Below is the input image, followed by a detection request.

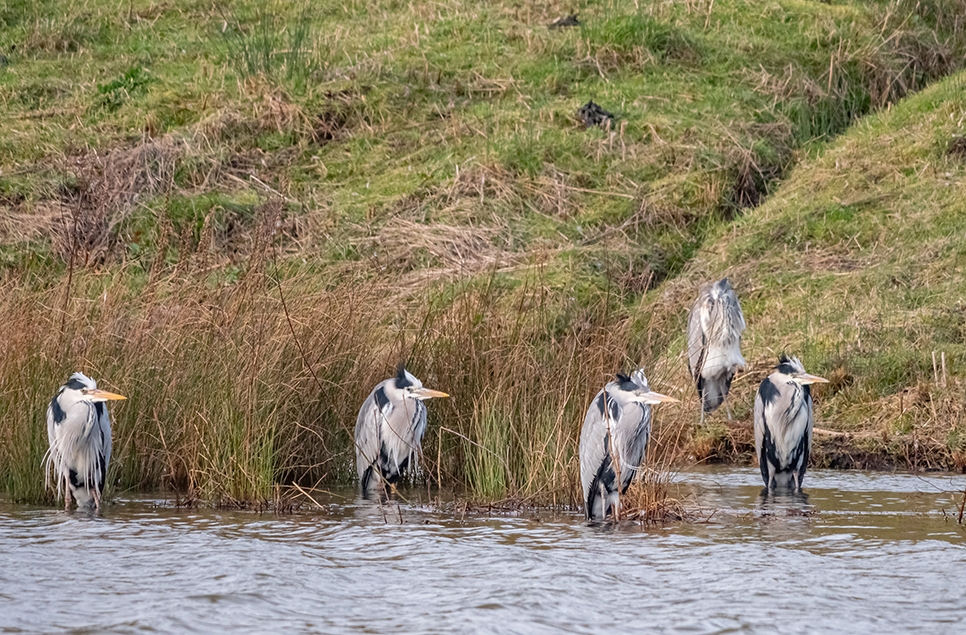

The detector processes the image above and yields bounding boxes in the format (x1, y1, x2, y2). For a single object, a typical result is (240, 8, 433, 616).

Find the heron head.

(777, 355, 828, 386)
(395, 364, 449, 401)
(55, 373, 126, 411)
(616, 371, 680, 406)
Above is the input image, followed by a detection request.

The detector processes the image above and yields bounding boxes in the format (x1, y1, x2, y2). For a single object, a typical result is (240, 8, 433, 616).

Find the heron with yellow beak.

(44, 372, 126, 510)
(754, 356, 828, 491)
(355, 364, 449, 496)
(579, 369, 680, 521)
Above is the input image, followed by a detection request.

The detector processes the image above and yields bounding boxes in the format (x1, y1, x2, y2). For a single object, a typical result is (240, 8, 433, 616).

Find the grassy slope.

(649, 71, 966, 470)
(1, 0, 964, 504)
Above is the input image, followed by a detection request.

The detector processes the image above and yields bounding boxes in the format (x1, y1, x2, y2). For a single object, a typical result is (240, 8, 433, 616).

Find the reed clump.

(0, 226, 672, 505)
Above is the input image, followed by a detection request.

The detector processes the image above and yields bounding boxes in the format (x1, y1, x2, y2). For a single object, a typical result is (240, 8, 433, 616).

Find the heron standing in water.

(754, 355, 828, 491)
(579, 369, 679, 521)
(355, 364, 448, 496)
(44, 373, 126, 511)
(687, 278, 746, 423)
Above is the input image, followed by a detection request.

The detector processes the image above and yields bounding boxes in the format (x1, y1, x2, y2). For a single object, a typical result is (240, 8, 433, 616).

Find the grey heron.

(579, 369, 679, 521)
(44, 372, 126, 511)
(687, 277, 746, 422)
(754, 355, 828, 491)
(355, 364, 448, 496)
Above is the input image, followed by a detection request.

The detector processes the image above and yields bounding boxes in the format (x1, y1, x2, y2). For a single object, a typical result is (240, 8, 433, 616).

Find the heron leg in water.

(94, 487, 101, 512)
(64, 483, 72, 511)
(792, 471, 800, 492)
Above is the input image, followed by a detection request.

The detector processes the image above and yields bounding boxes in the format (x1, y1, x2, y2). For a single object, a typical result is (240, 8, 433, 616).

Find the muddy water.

(1, 468, 965, 634)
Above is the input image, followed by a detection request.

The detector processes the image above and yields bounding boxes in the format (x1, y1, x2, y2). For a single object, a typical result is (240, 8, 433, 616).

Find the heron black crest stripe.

(64, 377, 88, 391)
(616, 374, 637, 392)
(394, 364, 414, 388)
(50, 397, 66, 424)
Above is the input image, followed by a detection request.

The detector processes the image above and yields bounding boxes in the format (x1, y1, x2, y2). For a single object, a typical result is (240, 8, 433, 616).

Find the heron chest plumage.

(375, 386, 427, 478)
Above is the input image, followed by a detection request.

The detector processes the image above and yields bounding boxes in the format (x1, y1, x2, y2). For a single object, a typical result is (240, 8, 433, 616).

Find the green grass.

(2, 0, 966, 505)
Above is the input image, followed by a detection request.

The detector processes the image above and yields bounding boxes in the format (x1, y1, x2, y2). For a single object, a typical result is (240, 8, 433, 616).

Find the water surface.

(2, 468, 965, 634)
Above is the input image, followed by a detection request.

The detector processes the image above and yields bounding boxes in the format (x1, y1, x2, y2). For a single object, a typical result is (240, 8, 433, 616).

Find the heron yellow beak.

(416, 388, 449, 400)
(797, 374, 829, 386)
(88, 389, 127, 401)
(638, 391, 680, 405)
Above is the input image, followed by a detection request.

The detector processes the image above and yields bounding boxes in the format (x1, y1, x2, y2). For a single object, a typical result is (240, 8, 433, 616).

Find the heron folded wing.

(579, 391, 609, 505)
(354, 389, 385, 483)
(686, 303, 707, 381)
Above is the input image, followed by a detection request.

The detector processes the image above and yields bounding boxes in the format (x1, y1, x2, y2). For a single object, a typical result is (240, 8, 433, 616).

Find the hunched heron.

(579, 369, 679, 521)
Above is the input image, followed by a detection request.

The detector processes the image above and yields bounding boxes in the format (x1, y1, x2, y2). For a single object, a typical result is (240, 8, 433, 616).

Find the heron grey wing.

(579, 392, 609, 504)
(721, 284, 746, 337)
(354, 390, 384, 482)
(686, 300, 707, 381)
(614, 402, 651, 492)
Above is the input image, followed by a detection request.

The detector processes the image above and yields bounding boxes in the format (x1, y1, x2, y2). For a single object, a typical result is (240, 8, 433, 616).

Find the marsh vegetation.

(2, 0, 965, 505)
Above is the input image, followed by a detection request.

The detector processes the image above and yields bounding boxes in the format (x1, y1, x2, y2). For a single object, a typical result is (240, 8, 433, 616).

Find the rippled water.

(2, 468, 965, 634)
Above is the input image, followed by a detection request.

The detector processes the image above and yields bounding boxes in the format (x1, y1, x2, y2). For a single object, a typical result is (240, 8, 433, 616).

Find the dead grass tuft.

(39, 138, 183, 265)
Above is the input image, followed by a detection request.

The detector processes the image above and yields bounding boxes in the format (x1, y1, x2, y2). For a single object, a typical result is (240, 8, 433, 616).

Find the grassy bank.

(1, 0, 965, 505)
(647, 71, 966, 472)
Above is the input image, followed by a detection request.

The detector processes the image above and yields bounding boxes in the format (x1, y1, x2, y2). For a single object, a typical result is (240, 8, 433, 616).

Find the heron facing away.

(687, 278, 746, 422)
(355, 364, 449, 496)
(579, 369, 679, 521)
(44, 372, 126, 511)
(754, 356, 828, 491)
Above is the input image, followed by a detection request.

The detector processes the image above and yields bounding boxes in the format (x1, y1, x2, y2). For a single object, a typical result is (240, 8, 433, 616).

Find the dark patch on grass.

(549, 15, 580, 29)
(312, 90, 362, 144)
(947, 134, 966, 158)
(577, 100, 615, 128)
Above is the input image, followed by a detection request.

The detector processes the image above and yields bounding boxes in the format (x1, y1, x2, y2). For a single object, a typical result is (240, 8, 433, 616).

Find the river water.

(1, 467, 965, 634)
